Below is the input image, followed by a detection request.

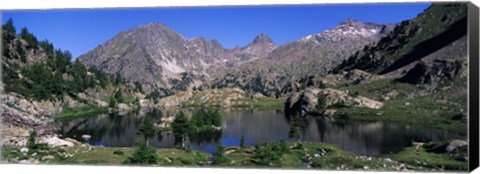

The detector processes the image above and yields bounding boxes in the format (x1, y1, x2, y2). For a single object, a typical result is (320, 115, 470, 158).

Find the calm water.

(58, 109, 463, 156)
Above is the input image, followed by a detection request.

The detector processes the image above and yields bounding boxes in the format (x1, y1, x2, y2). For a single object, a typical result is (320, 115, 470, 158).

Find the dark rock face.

(399, 60, 466, 84)
(334, 3, 467, 75)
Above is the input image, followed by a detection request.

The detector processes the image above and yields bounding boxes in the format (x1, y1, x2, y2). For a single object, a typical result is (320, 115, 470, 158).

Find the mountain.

(77, 23, 276, 96)
(210, 19, 394, 96)
(333, 3, 467, 76)
(230, 33, 277, 62)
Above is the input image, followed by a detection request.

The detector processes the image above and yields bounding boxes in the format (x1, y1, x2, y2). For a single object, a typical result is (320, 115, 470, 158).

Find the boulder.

(94, 99, 108, 107)
(82, 135, 92, 141)
(117, 103, 132, 112)
(446, 140, 468, 153)
(254, 92, 266, 98)
(381, 90, 399, 101)
(344, 69, 383, 85)
(140, 99, 152, 108)
(65, 138, 82, 145)
(20, 147, 29, 153)
(42, 155, 55, 161)
(42, 136, 74, 147)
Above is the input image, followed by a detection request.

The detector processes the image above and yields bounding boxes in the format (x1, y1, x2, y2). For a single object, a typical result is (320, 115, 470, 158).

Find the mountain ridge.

(78, 18, 391, 97)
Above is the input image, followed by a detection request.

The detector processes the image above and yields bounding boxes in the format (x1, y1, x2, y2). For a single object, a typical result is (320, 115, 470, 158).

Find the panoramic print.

(0, 2, 469, 171)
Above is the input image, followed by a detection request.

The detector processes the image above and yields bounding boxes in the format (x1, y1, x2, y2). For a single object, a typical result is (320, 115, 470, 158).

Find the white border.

(0, 0, 471, 10)
(0, 0, 478, 174)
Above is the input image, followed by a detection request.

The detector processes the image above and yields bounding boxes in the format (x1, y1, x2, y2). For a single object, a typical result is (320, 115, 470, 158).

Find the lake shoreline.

(1, 141, 467, 171)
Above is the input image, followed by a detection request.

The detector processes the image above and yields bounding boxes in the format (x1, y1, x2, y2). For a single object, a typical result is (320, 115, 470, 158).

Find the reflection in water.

(59, 109, 463, 156)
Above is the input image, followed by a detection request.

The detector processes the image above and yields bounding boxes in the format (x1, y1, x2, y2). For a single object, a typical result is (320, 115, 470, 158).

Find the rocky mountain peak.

(210, 39, 223, 49)
(300, 19, 393, 43)
(252, 33, 275, 45)
(338, 18, 363, 27)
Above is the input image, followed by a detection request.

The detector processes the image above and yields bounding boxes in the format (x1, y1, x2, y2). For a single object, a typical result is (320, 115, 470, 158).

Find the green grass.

(103, 96, 137, 105)
(334, 96, 466, 134)
(335, 78, 421, 101)
(55, 105, 108, 121)
(1, 141, 467, 171)
(386, 146, 468, 171)
(332, 78, 467, 134)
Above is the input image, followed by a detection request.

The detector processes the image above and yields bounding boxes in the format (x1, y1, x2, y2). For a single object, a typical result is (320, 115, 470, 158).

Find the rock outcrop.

(156, 88, 254, 108)
(285, 87, 383, 116)
(2, 93, 63, 117)
(399, 60, 467, 84)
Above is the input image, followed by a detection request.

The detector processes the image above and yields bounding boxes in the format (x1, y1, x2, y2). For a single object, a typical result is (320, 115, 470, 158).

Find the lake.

(58, 108, 463, 156)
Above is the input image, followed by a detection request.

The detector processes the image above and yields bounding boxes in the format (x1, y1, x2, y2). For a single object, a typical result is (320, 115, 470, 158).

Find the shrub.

(138, 116, 156, 146)
(213, 145, 230, 165)
(27, 130, 38, 150)
(252, 143, 282, 167)
(240, 135, 247, 148)
(335, 112, 350, 119)
(124, 144, 158, 164)
(316, 94, 327, 111)
(113, 150, 124, 156)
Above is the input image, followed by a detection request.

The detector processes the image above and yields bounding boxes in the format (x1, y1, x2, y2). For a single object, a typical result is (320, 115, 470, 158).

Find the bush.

(113, 150, 124, 156)
(240, 135, 246, 148)
(27, 130, 38, 150)
(212, 145, 230, 165)
(335, 112, 350, 119)
(273, 140, 289, 154)
(124, 144, 158, 164)
(316, 94, 327, 111)
(252, 143, 282, 167)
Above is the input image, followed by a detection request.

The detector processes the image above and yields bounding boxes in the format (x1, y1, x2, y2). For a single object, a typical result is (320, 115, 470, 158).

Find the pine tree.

(213, 145, 229, 165)
(171, 111, 191, 150)
(27, 130, 38, 150)
(2, 18, 16, 43)
(20, 27, 38, 48)
(288, 112, 305, 142)
(138, 116, 156, 146)
(240, 135, 246, 148)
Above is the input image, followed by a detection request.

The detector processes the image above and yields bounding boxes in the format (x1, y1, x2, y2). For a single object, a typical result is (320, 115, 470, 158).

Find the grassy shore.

(1, 141, 467, 171)
(332, 78, 467, 134)
(55, 105, 108, 121)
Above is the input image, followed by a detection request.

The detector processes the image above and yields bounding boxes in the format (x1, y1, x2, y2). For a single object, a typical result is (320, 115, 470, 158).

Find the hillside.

(1, 19, 146, 146)
(333, 3, 467, 75)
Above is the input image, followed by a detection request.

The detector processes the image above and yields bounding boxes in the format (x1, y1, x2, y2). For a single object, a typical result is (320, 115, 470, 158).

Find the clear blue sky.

(2, 3, 431, 59)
